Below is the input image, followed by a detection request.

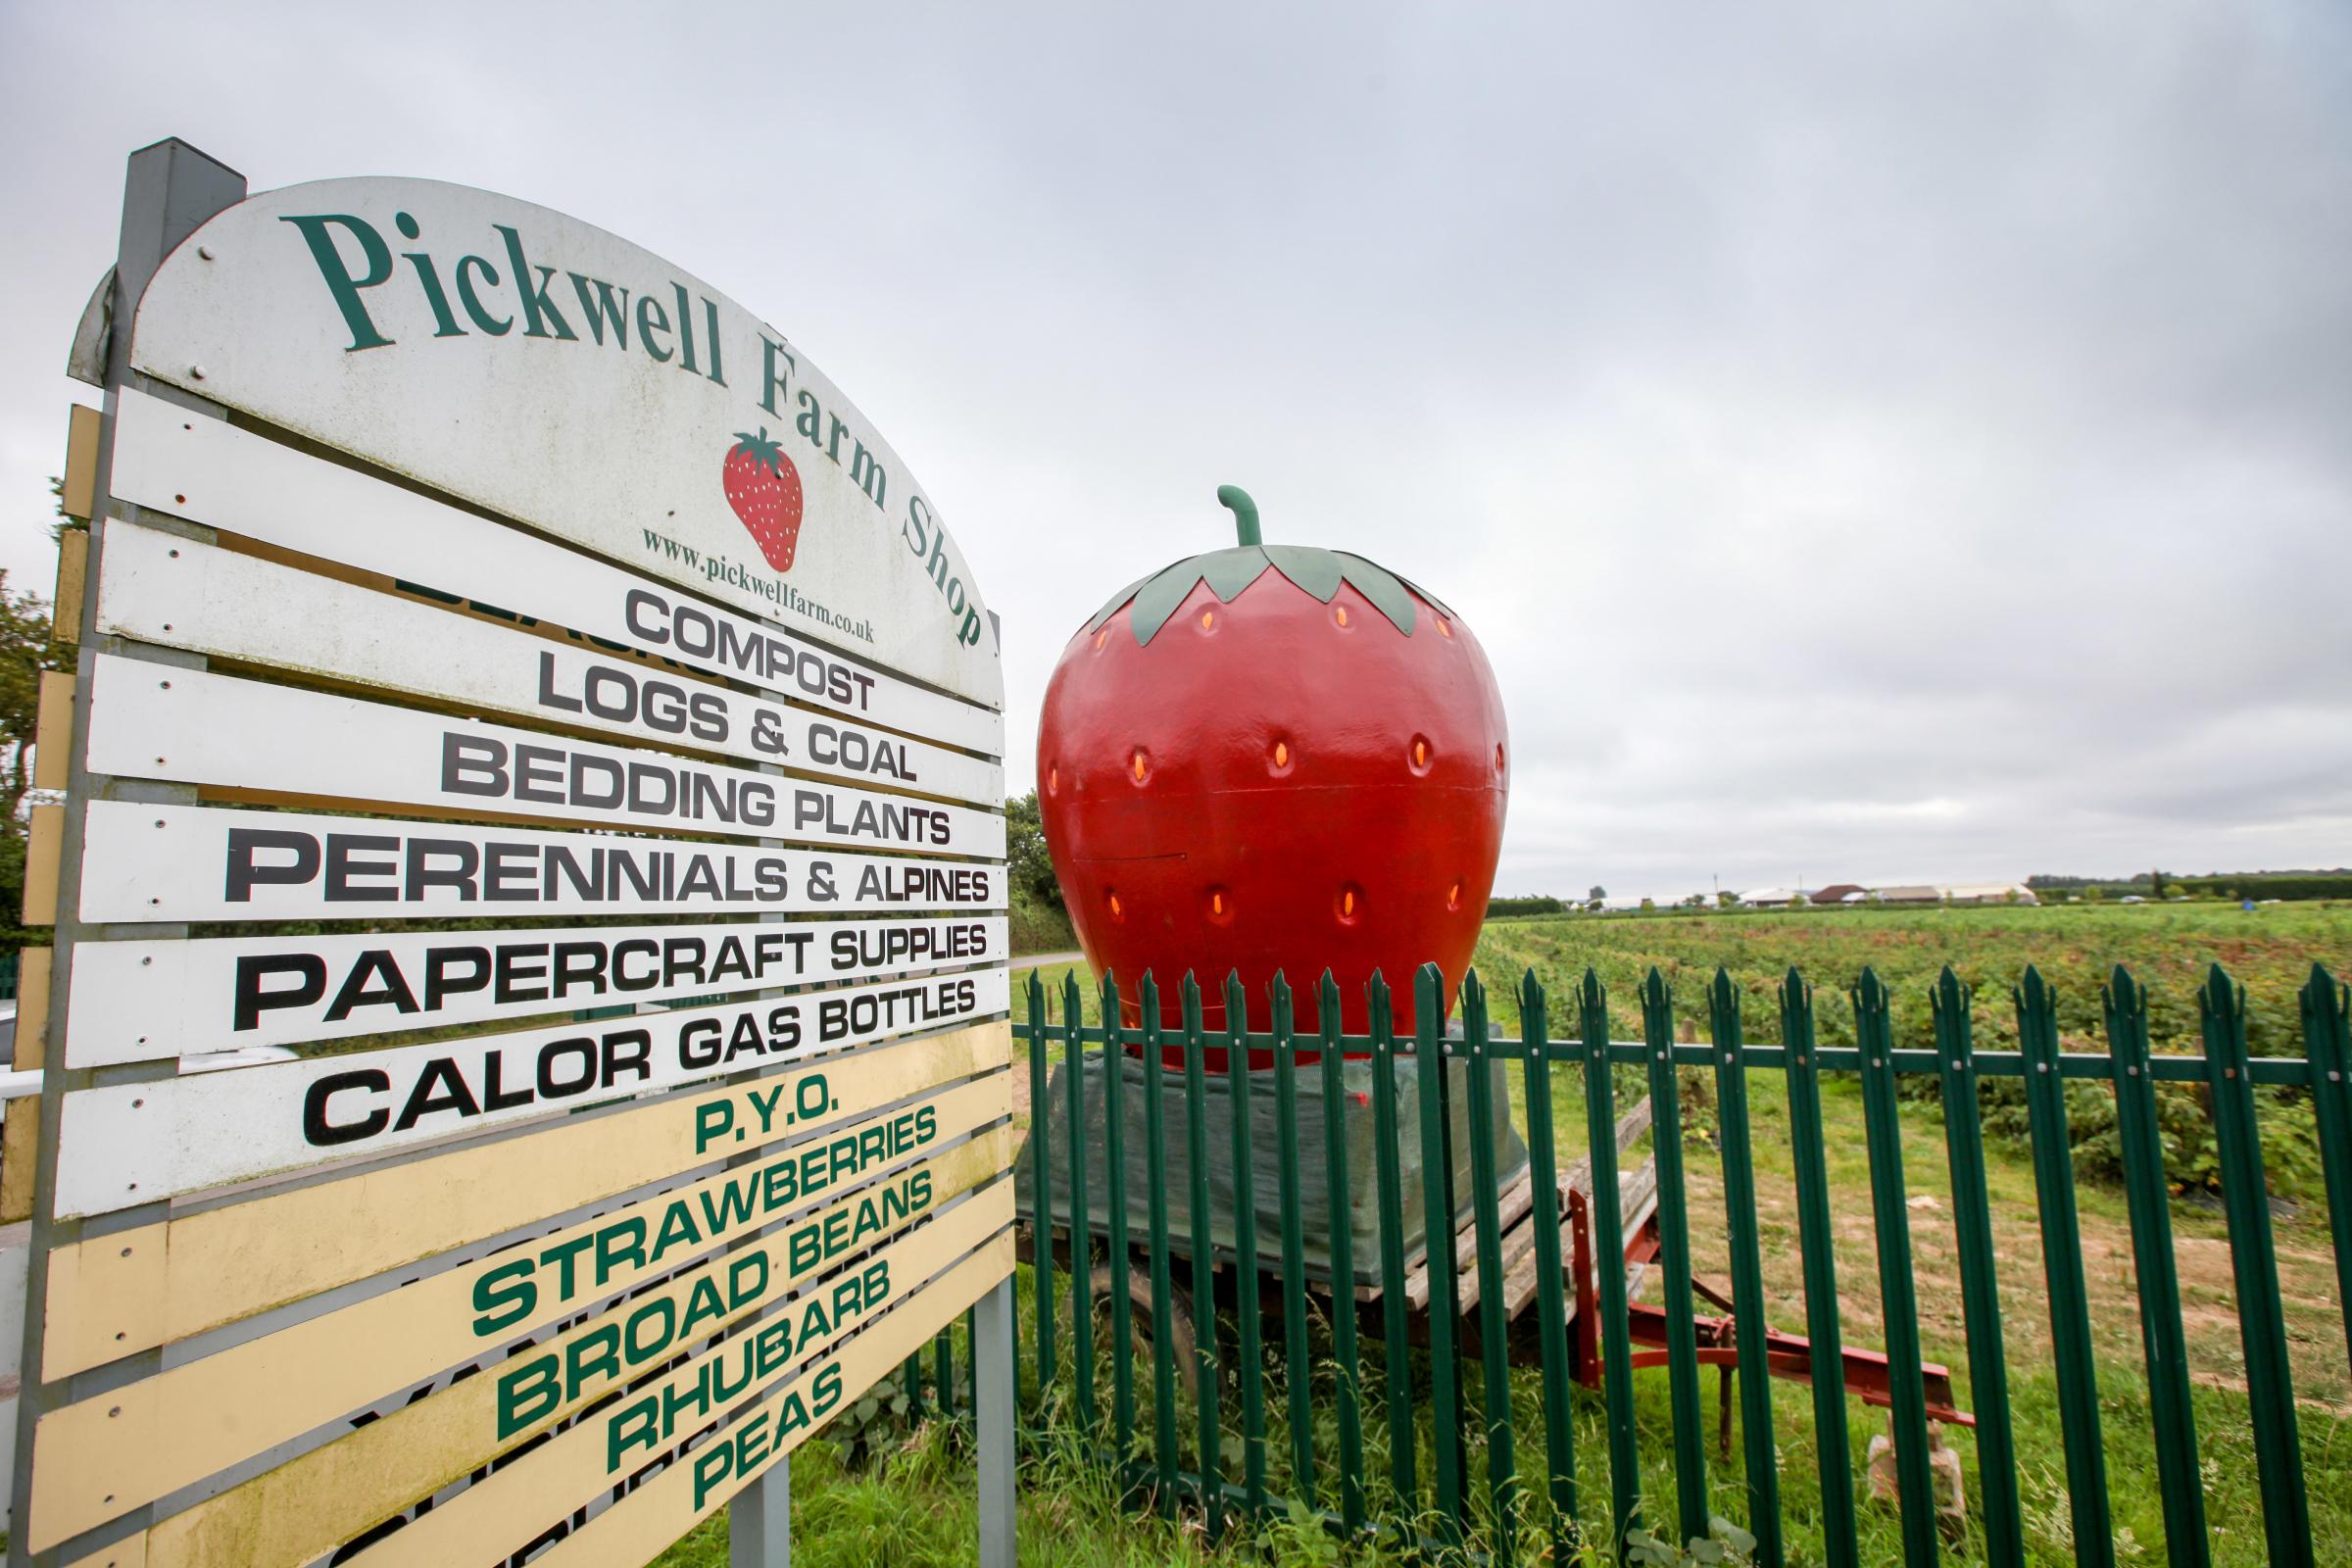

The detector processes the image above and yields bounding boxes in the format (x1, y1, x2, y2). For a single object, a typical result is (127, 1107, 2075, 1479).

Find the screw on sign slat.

(1102, 972, 1137, 1473)
(2303, 964, 2352, 1375)
(1412, 963, 1467, 1550)
(1640, 966, 1712, 1545)
(1369, 972, 1416, 1514)
(1138, 973, 1180, 1518)
(1932, 966, 2027, 1568)
(2102, 964, 2211, 1568)
(2016, 966, 2118, 1568)
(1853, 968, 1940, 1565)
(1708, 968, 1784, 1566)
(1178, 976, 1224, 1540)
(1063, 969, 1095, 1434)
(1461, 972, 1519, 1559)
(1028, 970, 1055, 1394)
(1223, 969, 1267, 1515)
(1578, 966, 1642, 1553)
(1271, 974, 1315, 1503)
(1522, 969, 1580, 1558)
(1318, 968, 1368, 1536)
(1782, 968, 1860, 1568)
(2201, 964, 2315, 1568)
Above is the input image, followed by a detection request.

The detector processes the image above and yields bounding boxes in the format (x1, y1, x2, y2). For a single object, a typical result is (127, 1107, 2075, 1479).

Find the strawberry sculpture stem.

(1216, 483, 1262, 547)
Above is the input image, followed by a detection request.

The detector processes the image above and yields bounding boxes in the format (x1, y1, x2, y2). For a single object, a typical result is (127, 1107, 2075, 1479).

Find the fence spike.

(2014, 965, 2115, 1564)
(2202, 962, 2314, 1565)
(2102, 963, 2211, 1566)
(1224, 968, 1267, 1516)
(1710, 968, 1783, 1565)
(1932, 965, 2026, 1568)
(1640, 966, 1711, 1544)
(1100, 970, 1136, 1478)
(1138, 971, 1180, 1516)
(2303, 963, 2352, 1378)
(1413, 963, 1467, 1547)
(1578, 964, 1642, 1551)
(1853, 966, 1937, 1562)
(1782, 967, 1858, 1568)
(1062, 966, 1094, 1433)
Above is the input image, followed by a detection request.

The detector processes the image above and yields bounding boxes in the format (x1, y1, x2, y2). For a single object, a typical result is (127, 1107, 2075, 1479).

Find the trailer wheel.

(1092, 1260, 1198, 1370)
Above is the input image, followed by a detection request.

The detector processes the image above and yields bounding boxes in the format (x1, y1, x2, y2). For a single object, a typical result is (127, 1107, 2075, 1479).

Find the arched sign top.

(128, 176, 1003, 710)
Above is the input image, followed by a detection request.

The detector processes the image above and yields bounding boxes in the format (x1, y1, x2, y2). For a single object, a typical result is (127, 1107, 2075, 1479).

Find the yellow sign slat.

(40, 1021, 1008, 1378)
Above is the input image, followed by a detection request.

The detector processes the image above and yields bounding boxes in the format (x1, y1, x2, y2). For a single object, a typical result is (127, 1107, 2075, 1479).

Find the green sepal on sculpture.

(1086, 485, 1455, 646)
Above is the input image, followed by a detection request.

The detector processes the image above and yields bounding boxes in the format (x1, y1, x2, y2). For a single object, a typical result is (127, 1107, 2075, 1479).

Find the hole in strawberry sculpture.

(1335, 884, 1363, 925)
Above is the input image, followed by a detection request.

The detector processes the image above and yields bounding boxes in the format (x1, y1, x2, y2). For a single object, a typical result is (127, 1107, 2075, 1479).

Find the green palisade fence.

(909, 956, 2347, 1564)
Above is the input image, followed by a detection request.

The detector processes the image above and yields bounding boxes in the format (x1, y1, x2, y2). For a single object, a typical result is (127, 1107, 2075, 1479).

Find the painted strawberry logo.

(721, 427, 805, 571)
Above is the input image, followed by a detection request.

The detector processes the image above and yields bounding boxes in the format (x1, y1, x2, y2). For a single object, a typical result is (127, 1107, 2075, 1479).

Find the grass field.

(669, 904, 2352, 1566)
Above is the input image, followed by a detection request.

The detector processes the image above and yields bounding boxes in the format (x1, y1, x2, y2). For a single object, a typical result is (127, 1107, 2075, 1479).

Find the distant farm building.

(1875, 885, 1942, 904)
(1941, 883, 2039, 905)
(1812, 883, 1868, 905)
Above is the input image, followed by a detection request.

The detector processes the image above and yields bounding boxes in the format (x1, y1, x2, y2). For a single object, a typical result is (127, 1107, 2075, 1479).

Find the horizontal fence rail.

(890, 957, 2349, 1565)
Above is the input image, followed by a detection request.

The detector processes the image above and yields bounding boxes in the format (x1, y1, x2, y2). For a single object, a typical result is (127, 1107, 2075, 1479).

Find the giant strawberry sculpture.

(1038, 486, 1508, 1046)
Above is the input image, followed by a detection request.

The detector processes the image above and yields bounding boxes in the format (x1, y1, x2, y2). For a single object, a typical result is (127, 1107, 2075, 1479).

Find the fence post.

(1578, 968, 1642, 1552)
(1852, 968, 1937, 1564)
(1522, 970, 1580, 1558)
(1102, 973, 1137, 1480)
(1181, 976, 1224, 1537)
(2016, 966, 2116, 1568)
(2201, 964, 2313, 1567)
(1708, 970, 1783, 1567)
(1140, 973, 1180, 1516)
(1781, 969, 1858, 1568)
(2303, 963, 2352, 1375)
(1462, 972, 1518, 1559)
(1029, 970, 1055, 1396)
(1063, 969, 1095, 1434)
(1931, 968, 2025, 1568)
(1224, 970, 1267, 1516)
(1369, 971, 1416, 1516)
(1271, 972, 1315, 1502)
(1641, 968, 1712, 1545)
(2101, 965, 2210, 1568)
(1413, 964, 1468, 1549)
(1320, 970, 1368, 1536)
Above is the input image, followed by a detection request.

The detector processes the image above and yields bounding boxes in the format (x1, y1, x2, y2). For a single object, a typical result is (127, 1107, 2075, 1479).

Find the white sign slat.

(107, 387, 1003, 754)
(76, 803, 1004, 924)
(94, 521, 1004, 804)
(81, 655, 1004, 858)
(66, 914, 1006, 1065)
(53, 966, 1009, 1217)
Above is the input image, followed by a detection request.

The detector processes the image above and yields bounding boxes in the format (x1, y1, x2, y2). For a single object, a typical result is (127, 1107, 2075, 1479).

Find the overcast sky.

(3, 2, 2345, 902)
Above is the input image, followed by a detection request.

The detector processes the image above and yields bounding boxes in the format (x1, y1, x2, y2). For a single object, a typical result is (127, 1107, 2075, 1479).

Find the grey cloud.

(1, 0, 2343, 900)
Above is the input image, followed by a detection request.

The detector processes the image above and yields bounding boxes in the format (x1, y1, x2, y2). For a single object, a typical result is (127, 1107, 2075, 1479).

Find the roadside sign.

(13, 140, 1016, 1568)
